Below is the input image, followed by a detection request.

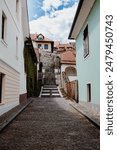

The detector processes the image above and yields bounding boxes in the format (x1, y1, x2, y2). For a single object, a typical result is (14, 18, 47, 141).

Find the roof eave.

(68, 0, 96, 39)
(62, 62, 76, 64)
(68, 0, 84, 39)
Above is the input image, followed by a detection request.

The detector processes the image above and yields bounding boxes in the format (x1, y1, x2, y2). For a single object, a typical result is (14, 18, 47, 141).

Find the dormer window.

(38, 34, 44, 40)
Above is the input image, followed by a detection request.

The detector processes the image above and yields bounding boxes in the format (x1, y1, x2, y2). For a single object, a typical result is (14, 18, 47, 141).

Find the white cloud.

(33, 14, 38, 18)
(62, 0, 70, 6)
(42, 0, 62, 12)
(29, 2, 77, 43)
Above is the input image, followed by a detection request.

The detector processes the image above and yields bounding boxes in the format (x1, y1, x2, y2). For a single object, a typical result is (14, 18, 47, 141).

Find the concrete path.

(69, 100, 100, 128)
(0, 98, 99, 150)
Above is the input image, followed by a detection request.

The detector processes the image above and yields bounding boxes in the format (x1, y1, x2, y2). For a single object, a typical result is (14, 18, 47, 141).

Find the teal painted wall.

(76, 0, 100, 104)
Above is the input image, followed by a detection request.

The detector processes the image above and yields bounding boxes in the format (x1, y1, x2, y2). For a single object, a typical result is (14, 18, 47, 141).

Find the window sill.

(1, 39, 8, 47)
(84, 54, 90, 61)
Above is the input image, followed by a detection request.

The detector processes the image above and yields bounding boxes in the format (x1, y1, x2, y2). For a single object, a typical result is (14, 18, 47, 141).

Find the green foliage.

(24, 37, 41, 97)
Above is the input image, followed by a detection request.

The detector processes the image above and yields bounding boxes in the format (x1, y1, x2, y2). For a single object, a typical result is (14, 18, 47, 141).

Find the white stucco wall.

(35, 42, 52, 53)
(61, 64, 76, 73)
(19, 0, 29, 95)
(61, 64, 76, 89)
(0, 0, 20, 71)
(0, 0, 29, 115)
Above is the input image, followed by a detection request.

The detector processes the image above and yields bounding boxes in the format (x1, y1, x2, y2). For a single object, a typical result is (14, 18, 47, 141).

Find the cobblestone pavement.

(0, 98, 100, 150)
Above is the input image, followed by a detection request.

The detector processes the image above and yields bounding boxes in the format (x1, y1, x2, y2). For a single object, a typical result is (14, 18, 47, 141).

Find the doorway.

(87, 83, 91, 102)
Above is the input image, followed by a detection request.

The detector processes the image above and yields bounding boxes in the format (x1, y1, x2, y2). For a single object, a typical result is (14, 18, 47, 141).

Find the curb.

(0, 99, 33, 133)
(69, 102, 100, 129)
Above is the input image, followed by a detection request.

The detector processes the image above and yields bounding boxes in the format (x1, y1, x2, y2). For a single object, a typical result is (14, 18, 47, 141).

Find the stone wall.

(40, 51, 56, 69)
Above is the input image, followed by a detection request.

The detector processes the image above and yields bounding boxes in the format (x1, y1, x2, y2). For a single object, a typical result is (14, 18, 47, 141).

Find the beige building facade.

(31, 33, 54, 71)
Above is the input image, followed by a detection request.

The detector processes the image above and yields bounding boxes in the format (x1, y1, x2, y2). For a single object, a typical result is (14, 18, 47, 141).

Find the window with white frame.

(44, 44, 48, 49)
(83, 25, 89, 58)
(1, 11, 7, 41)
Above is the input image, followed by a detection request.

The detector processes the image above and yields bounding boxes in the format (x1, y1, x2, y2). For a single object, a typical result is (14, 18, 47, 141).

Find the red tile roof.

(54, 42, 75, 54)
(30, 33, 54, 42)
(60, 50, 76, 65)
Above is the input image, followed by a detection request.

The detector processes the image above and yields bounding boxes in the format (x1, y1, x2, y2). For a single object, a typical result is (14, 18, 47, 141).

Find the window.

(38, 44, 42, 48)
(16, 37, 19, 59)
(1, 11, 7, 41)
(87, 83, 91, 102)
(38, 35, 44, 40)
(16, 0, 19, 19)
(0, 73, 3, 103)
(83, 25, 89, 58)
(44, 44, 48, 49)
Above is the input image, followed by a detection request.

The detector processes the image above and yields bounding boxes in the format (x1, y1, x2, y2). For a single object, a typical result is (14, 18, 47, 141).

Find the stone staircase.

(40, 85, 61, 98)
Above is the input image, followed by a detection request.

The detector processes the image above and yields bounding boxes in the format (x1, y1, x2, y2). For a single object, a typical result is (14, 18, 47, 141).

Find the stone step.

(40, 86, 61, 98)
(42, 91, 58, 93)
(43, 85, 57, 88)
(43, 87, 58, 90)
(51, 93, 60, 96)
(41, 95, 61, 98)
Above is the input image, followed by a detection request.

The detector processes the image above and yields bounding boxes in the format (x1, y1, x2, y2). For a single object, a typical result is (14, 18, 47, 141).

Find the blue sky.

(27, 0, 79, 43)
(27, 0, 45, 21)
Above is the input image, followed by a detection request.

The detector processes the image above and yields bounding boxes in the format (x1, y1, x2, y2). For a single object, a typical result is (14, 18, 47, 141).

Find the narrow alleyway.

(0, 98, 99, 150)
